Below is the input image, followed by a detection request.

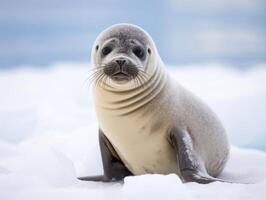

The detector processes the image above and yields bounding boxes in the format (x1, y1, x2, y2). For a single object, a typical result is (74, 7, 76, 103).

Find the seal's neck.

(93, 61, 167, 116)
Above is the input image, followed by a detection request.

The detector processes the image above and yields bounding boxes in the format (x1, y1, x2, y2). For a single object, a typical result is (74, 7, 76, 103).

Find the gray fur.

(88, 23, 230, 182)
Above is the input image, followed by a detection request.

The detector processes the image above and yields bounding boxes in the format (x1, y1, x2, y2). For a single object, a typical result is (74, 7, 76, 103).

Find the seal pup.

(78, 23, 229, 183)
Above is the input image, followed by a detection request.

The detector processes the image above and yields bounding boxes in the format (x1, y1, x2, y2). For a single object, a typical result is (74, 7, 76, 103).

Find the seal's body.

(94, 63, 228, 177)
(79, 24, 229, 183)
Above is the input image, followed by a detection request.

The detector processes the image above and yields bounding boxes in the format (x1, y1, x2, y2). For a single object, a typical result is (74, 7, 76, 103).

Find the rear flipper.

(169, 127, 232, 184)
(78, 175, 109, 182)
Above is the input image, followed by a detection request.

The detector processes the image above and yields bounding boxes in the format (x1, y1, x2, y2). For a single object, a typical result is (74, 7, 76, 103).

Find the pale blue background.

(0, 0, 265, 68)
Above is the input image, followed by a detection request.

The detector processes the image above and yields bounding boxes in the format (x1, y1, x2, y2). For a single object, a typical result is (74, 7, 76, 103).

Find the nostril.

(116, 59, 126, 67)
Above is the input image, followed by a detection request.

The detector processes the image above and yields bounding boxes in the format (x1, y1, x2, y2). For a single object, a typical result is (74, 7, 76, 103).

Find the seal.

(78, 23, 230, 183)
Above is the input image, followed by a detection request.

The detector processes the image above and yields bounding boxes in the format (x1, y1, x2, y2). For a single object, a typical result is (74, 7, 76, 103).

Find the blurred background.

(0, 0, 265, 68)
(0, 0, 266, 153)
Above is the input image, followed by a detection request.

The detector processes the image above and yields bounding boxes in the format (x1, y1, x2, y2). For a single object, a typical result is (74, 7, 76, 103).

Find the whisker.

(135, 76, 141, 88)
(95, 73, 105, 88)
(86, 70, 103, 87)
(86, 64, 150, 90)
(84, 73, 100, 88)
(102, 75, 109, 88)
(136, 73, 145, 88)
(85, 65, 115, 88)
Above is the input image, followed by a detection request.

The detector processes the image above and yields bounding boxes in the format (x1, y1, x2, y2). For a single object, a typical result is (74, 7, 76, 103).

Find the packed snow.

(0, 63, 266, 200)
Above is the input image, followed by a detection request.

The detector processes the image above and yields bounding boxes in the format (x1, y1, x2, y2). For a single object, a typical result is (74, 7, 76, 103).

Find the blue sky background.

(0, 0, 265, 68)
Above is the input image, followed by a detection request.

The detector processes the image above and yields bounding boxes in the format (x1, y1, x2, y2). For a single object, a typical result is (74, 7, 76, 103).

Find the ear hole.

(96, 45, 99, 51)
(148, 48, 151, 54)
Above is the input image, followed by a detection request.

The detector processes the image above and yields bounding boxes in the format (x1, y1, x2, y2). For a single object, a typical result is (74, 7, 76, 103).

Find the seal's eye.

(133, 46, 145, 59)
(148, 48, 151, 54)
(102, 46, 112, 56)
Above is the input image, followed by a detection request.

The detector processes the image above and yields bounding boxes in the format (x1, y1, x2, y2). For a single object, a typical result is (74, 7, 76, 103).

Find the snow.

(0, 62, 266, 200)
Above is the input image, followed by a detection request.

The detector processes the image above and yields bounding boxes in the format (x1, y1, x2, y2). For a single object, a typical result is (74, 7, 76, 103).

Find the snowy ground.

(0, 63, 266, 200)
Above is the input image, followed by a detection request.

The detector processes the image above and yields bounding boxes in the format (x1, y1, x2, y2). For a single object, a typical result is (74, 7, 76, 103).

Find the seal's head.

(90, 23, 159, 88)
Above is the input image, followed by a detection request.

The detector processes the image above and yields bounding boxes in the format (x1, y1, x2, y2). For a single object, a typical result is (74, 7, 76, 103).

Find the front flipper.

(78, 129, 132, 182)
(169, 127, 226, 184)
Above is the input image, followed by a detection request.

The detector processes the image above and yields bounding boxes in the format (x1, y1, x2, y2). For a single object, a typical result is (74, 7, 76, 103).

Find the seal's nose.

(116, 59, 126, 67)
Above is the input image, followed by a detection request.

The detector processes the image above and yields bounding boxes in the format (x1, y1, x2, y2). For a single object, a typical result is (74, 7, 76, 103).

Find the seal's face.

(98, 37, 148, 83)
(91, 24, 157, 88)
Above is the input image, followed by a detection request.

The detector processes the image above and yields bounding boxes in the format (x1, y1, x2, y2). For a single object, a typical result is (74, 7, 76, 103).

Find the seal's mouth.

(103, 59, 139, 84)
(111, 72, 131, 82)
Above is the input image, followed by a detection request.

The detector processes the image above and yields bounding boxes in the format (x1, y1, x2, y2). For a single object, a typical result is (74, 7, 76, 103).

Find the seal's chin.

(111, 72, 131, 84)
